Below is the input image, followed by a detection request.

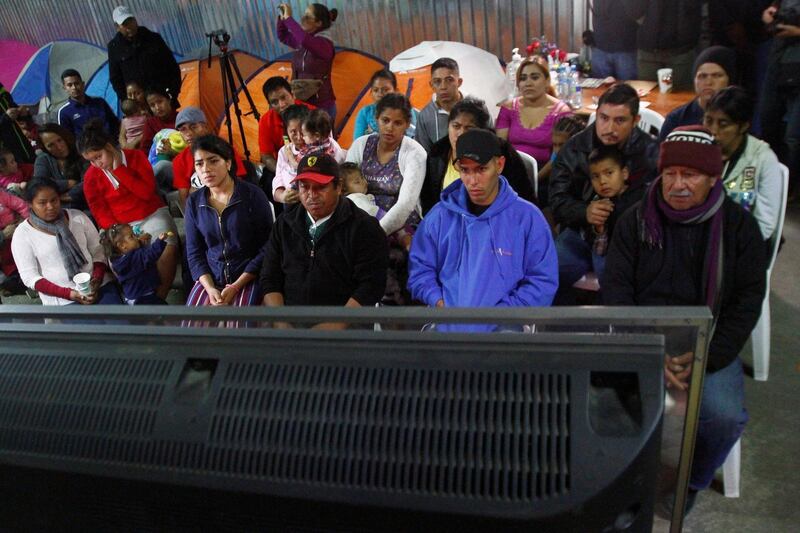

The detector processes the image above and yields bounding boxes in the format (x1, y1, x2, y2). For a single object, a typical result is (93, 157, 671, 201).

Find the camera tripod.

(206, 29, 260, 160)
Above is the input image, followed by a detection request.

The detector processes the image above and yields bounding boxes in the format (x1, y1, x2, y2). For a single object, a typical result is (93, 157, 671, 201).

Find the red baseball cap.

(291, 153, 339, 185)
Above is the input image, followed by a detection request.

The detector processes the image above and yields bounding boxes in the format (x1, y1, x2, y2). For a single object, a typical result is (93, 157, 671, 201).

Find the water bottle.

(507, 47, 523, 99)
(565, 65, 575, 103)
(570, 66, 583, 109)
(555, 65, 567, 100)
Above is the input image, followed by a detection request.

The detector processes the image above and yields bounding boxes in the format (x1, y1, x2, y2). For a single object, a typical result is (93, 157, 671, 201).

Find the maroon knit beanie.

(658, 125, 723, 177)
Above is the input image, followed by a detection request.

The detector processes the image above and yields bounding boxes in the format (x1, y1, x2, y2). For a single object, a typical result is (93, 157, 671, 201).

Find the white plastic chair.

(516, 150, 539, 199)
(586, 108, 665, 137)
(636, 108, 665, 137)
(751, 163, 789, 381)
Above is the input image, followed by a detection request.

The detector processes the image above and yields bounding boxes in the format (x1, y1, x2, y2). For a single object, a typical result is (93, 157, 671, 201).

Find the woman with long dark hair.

(184, 135, 273, 308)
(33, 123, 89, 209)
(78, 120, 179, 300)
(11, 178, 122, 306)
(277, 2, 338, 121)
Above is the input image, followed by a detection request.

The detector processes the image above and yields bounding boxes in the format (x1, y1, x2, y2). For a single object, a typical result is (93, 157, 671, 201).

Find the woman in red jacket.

(78, 120, 179, 300)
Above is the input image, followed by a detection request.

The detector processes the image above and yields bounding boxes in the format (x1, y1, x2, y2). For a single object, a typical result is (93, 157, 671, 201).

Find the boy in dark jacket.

(583, 145, 645, 281)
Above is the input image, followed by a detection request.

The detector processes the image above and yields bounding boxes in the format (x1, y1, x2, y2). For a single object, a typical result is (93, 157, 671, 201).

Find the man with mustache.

(549, 83, 659, 300)
(260, 154, 388, 325)
(603, 125, 767, 513)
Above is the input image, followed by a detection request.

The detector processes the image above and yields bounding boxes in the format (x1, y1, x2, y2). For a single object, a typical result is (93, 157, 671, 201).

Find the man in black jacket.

(549, 83, 658, 293)
(260, 154, 388, 325)
(604, 126, 766, 509)
(107, 6, 181, 105)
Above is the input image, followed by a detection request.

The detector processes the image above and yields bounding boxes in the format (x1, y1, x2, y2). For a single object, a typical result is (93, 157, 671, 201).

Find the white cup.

(657, 68, 673, 93)
(73, 272, 91, 295)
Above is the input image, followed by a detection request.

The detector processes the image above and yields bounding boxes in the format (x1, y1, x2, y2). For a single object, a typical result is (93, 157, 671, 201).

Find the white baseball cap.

(112, 6, 135, 26)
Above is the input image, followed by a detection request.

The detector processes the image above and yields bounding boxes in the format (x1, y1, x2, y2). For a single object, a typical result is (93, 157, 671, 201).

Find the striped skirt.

(183, 279, 261, 328)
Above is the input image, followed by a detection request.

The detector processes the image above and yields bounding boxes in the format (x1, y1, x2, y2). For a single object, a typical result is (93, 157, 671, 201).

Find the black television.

(0, 323, 664, 532)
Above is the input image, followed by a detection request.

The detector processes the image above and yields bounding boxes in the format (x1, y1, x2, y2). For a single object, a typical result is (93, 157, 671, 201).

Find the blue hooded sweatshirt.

(408, 176, 558, 329)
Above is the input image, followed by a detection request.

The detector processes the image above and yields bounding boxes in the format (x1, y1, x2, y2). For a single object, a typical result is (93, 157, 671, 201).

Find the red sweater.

(83, 149, 165, 229)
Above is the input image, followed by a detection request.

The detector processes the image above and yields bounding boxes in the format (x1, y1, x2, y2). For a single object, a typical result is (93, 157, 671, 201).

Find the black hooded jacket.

(107, 26, 181, 101)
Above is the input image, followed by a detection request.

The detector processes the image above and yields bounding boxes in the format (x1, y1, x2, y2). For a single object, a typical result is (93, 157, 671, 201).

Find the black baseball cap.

(292, 153, 339, 185)
(455, 128, 502, 164)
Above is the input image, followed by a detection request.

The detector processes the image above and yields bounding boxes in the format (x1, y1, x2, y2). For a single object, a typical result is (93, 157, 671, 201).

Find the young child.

(585, 145, 644, 280)
(300, 109, 347, 162)
(0, 148, 33, 195)
(118, 98, 149, 150)
(0, 187, 30, 295)
(340, 162, 412, 251)
(537, 114, 587, 205)
(102, 223, 174, 305)
(272, 104, 311, 204)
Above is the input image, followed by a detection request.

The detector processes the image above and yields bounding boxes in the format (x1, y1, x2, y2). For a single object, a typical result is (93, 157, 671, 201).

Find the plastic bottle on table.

(507, 47, 523, 99)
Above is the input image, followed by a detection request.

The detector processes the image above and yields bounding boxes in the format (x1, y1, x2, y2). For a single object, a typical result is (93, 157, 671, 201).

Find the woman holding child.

(346, 93, 426, 237)
(78, 120, 179, 300)
(184, 135, 273, 307)
(11, 178, 122, 306)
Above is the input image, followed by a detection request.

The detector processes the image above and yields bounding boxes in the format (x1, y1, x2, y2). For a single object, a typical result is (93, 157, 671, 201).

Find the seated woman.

(78, 120, 179, 300)
(33, 124, 89, 210)
(353, 69, 418, 139)
(184, 135, 273, 307)
(497, 57, 571, 168)
(11, 178, 122, 306)
(422, 97, 534, 215)
(346, 93, 426, 236)
(703, 86, 783, 242)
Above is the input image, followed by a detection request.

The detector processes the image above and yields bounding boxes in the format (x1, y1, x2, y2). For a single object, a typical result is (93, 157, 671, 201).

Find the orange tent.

(177, 50, 265, 135)
(219, 48, 387, 161)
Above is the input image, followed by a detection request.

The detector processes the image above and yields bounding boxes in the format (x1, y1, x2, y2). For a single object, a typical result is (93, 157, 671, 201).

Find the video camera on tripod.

(205, 28, 260, 160)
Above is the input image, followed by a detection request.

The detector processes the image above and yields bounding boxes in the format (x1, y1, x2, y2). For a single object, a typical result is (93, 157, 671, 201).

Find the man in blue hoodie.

(408, 129, 558, 330)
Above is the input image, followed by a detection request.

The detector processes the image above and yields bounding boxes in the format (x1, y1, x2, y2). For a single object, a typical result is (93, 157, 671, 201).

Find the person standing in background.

(277, 3, 338, 123)
(107, 6, 181, 106)
(589, 0, 639, 81)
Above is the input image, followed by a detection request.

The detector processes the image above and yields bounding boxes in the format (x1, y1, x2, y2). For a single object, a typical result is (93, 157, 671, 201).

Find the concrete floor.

(682, 202, 800, 532)
(2, 206, 798, 531)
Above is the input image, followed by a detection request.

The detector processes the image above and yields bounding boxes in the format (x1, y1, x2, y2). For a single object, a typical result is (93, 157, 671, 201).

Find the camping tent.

(219, 48, 387, 160)
(337, 41, 508, 148)
(10, 40, 108, 115)
(0, 40, 38, 89)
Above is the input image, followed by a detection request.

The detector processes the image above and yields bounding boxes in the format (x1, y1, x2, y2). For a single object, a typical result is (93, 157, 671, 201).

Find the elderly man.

(549, 83, 658, 296)
(408, 128, 558, 330)
(604, 125, 767, 511)
(57, 69, 119, 140)
(107, 6, 181, 104)
(659, 46, 738, 141)
(260, 154, 388, 320)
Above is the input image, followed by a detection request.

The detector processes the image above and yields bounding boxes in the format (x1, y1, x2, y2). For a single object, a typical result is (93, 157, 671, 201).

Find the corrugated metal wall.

(0, 1, 588, 64)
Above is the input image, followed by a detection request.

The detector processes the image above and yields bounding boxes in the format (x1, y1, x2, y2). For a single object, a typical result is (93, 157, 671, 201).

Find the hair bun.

(329, 8, 338, 22)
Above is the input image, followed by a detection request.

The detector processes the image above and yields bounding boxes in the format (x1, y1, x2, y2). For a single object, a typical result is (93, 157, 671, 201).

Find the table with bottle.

(506, 56, 695, 120)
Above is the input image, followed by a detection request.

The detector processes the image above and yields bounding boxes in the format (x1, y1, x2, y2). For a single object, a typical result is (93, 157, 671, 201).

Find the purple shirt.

(496, 98, 572, 164)
(276, 17, 336, 109)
